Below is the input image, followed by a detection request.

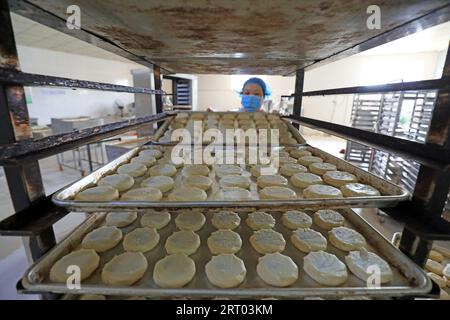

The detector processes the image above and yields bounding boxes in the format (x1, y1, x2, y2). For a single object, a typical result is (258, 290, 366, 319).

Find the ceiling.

(10, 0, 450, 75)
(11, 13, 135, 63)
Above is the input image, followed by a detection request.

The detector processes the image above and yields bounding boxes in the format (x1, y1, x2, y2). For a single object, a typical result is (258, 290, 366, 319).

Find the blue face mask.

(241, 95, 262, 112)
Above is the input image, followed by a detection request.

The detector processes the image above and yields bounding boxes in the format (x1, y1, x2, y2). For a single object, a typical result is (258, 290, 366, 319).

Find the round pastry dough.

(303, 185, 343, 199)
(205, 254, 246, 288)
(148, 164, 177, 177)
(208, 113, 220, 119)
(191, 112, 206, 120)
(219, 187, 252, 201)
(182, 164, 210, 177)
(139, 149, 162, 159)
(97, 174, 134, 192)
(259, 186, 297, 200)
(250, 165, 277, 177)
(101, 252, 148, 286)
(123, 227, 160, 253)
(140, 210, 171, 229)
(215, 164, 242, 177)
(309, 163, 337, 175)
(278, 156, 298, 165)
(165, 230, 200, 255)
(141, 175, 175, 192)
(425, 259, 444, 275)
(298, 156, 323, 166)
(175, 211, 206, 231)
(117, 163, 147, 177)
(345, 249, 393, 283)
(278, 151, 291, 158)
(282, 210, 312, 229)
(291, 172, 323, 188)
(429, 250, 444, 262)
(237, 113, 251, 120)
(120, 187, 163, 201)
(256, 252, 298, 287)
(280, 137, 298, 144)
(207, 230, 242, 254)
(246, 212, 275, 230)
(182, 175, 213, 190)
(290, 148, 312, 159)
(222, 114, 236, 120)
(427, 272, 446, 288)
(211, 211, 241, 230)
(105, 211, 137, 227)
(256, 122, 271, 129)
(153, 254, 196, 288)
(253, 112, 266, 120)
(250, 229, 286, 254)
(49, 249, 99, 283)
(131, 155, 156, 167)
(329, 226, 366, 251)
(323, 171, 357, 187)
(341, 183, 381, 197)
(291, 228, 327, 253)
(314, 210, 345, 230)
(443, 264, 450, 278)
(303, 251, 348, 286)
(257, 174, 288, 188)
(168, 187, 207, 201)
(81, 226, 123, 253)
(219, 175, 251, 189)
(75, 186, 119, 201)
(159, 158, 184, 169)
(280, 163, 307, 177)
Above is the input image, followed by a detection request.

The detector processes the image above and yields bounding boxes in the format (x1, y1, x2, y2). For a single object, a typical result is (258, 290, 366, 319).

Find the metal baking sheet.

(152, 111, 307, 146)
(52, 142, 409, 211)
(21, 208, 431, 299)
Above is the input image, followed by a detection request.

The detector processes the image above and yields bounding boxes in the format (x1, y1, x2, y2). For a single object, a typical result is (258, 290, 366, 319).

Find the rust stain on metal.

(0, 0, 20, 70)
(95, 26, 167, 52)
(23, 162, 45, 202)
(25, 0, 450, 74)
(6, 86, 32, 140)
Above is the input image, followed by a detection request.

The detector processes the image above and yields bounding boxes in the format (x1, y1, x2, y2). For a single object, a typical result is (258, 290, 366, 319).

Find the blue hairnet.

(240, 77, 272, 98)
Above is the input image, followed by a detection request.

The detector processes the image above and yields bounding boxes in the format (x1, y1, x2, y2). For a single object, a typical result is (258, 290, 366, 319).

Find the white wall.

(196, 74, 295, 111)
(17, 45, 143, 126)
(301, 51, 443, 135)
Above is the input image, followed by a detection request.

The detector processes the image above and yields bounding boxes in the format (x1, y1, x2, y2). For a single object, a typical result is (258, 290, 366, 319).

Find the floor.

(0, 135, 410, 299)
(0, 154, 90, 300)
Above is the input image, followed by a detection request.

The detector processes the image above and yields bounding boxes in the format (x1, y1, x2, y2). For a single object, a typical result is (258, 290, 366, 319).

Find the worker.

(239, 77, 272, 112)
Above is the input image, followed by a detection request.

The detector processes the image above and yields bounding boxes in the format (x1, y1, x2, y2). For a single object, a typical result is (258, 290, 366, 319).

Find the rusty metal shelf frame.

(285, 116, 449, 169)
(0, 68, 167, 95)
(293, 78, 450, 97)
(290, 41, 450, 268)
(0, 112, 172, 165)
(0, 0, 449, 298)
(0, 0, 169, 288)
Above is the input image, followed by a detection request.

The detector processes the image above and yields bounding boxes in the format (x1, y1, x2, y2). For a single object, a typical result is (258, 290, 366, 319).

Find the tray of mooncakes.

(153, 111, 307, 146)
(21, 208, 430, 298)
(52, 141, 409, 211)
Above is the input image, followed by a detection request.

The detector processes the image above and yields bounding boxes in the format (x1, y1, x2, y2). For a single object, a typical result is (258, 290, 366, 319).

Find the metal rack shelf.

(0, 112, 172, 165)
(0, 0, 449, 299)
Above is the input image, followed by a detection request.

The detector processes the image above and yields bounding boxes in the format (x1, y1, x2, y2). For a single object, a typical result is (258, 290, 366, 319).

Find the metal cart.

(0, 0, 449, 299)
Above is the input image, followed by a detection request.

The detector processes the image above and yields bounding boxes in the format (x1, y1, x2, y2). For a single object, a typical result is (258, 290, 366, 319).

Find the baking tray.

(21, 208, 431, 299)
(52, 142, 409, 211)
(151, 111, 307, 146)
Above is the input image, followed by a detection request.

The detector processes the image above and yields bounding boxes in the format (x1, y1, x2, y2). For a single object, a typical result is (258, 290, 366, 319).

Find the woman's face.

(242, 83, 264, 97)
